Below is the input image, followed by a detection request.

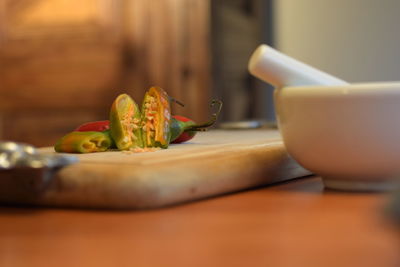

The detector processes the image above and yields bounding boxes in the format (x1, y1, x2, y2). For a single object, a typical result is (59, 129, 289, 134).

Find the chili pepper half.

(141, 86, 171, 148)
(170, 100, 223, 144)
(54, 131, 112, 153)
(73, 99, 222, 145)
(109, 94, 144, 150)
(74, 120, 110, 132)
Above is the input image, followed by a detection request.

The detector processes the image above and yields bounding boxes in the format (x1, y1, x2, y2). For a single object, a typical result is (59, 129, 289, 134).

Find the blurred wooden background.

(0, 0, 211, 146)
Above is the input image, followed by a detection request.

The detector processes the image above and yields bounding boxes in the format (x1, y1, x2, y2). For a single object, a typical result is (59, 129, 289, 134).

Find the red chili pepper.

(171, 115, 197, 143)
(173, 115, 191, 122)
(74, 120, 110, 132)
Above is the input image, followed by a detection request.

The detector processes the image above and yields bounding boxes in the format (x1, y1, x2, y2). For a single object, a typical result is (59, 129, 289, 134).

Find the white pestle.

(248, 44, 349, 87)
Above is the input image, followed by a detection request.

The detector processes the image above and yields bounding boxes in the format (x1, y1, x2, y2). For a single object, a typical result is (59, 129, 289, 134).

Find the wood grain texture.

(0, 130, 311, 209)
(0, 0, 211, 146)
(0, 177, 398, 267)
(0, 0, 123, 110)
(1, 108, 108, 147)
(122, 0, 211, 121)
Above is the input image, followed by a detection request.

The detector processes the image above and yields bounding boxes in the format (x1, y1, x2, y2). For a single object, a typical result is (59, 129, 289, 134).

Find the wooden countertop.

(0, 176, 398, 267)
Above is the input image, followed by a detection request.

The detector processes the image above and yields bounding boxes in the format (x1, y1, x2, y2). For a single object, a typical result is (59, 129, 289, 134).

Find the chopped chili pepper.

(57, 90, 221, 153)
(141, 86, 171, 148)
(54, 131, 112, 153)
(72, 99, 222, 146)
(109, 94, 143, 150)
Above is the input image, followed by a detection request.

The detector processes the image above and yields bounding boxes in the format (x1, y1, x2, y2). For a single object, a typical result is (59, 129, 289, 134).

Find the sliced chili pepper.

(109, 94, 143, 150)
(54, 131, 112, 153)
(141, 86, 171, 148)
(170, 100, 223, 144)
(74, 120, 110, 132)
(68, 97, 221, 148)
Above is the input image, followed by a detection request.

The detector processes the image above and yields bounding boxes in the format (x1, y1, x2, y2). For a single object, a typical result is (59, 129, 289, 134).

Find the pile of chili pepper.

(54, 86, 222, 153)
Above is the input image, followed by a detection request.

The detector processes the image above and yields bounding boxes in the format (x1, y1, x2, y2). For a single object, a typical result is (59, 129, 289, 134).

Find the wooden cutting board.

(0, 129, 311, 209)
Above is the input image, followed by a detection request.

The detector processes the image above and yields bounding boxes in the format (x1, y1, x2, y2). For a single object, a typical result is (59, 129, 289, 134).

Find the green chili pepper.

(169, 116, 195, 143)
(54, 131, 112, 153)
(109, 94, 144, 150)
(170, 100, 223, 143)
(142, 86, 171, 148)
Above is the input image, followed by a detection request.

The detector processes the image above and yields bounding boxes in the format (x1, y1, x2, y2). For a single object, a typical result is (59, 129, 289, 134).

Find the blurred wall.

(274, 0, 400, 82)
(0, 0, 210, 146)
(211, 0, 275, 122)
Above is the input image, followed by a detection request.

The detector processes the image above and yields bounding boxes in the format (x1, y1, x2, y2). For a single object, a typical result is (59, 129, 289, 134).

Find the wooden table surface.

(0, 176, 399, 267)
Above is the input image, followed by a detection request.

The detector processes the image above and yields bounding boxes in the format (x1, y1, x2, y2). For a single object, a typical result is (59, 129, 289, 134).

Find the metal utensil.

(0, 141, 78, 195)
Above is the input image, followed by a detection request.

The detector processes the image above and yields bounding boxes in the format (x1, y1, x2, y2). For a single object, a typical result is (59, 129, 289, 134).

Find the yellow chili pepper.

(54, 131, 112, 153)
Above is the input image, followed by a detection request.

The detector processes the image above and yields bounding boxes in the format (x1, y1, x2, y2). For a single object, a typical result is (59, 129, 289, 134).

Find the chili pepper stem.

(184, 100, 223, 131)
(169, 97, 185, 107)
